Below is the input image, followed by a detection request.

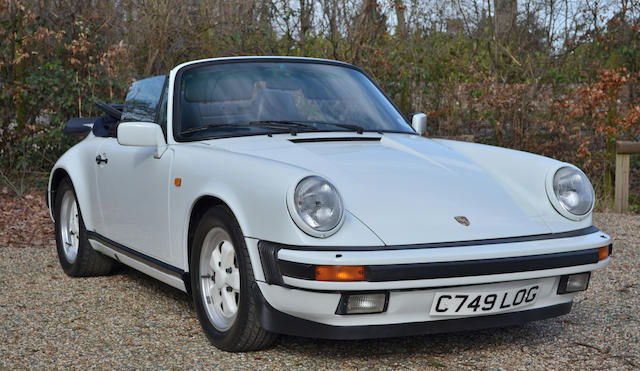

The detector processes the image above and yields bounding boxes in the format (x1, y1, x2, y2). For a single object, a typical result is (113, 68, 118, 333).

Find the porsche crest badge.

(454, 216, 470, 226)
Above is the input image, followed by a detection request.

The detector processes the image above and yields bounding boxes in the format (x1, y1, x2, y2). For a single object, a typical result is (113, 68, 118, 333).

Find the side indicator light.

(174, 178, 182, 187)
(315, 265, 365, 281)
(598, 245, 609, 261)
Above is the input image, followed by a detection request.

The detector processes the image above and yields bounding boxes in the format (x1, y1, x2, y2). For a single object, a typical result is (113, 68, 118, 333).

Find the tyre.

(190, 206, 277, 352)
(54, 178, 114, 277)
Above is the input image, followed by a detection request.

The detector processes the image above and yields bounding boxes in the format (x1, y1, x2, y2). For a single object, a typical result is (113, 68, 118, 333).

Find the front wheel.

(190, 206, 276, 352)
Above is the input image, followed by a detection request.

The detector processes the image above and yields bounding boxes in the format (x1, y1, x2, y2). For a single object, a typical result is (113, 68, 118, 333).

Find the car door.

(93, 75, 174, 263)
(94, 137, 173, 262)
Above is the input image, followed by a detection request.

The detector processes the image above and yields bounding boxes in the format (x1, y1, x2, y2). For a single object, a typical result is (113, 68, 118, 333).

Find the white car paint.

(95, 138, 175, 263)
(47, 57, 611, 336)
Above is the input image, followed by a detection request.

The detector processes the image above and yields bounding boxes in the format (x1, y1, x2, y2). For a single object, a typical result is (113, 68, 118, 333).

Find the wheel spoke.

(212, 287, 222, 307)
(221, 290, 237, 315)
(212, 272, 224, 289)
(220, 241, 234, 268)
(228, 270, 240, 291)
(210, 247, 221, 272)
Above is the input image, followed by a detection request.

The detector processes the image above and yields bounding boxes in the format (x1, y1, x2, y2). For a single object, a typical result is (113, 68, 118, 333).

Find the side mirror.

(117, 121, 167, 159)
(410, 113, 427, 135)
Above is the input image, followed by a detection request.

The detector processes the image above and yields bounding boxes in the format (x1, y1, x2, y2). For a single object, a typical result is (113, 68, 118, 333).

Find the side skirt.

(87, 231, 189, 293)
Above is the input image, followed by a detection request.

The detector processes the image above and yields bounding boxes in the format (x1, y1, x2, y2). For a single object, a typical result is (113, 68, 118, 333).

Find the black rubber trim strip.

(365, 248, 599, 281)
(289, 137, 381, 143)
(86, 231, 184, 279)
(252, 283, 573, 339)
(257, 240, 284, 285)
(277, 248, 600, 281)
(279, 260, 315, 280)
(262, 226, 600, 252)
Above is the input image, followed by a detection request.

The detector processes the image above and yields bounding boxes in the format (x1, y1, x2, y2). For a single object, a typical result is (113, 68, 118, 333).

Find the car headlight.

(548, 166, 594, 219)
(289, 176, 344, 237)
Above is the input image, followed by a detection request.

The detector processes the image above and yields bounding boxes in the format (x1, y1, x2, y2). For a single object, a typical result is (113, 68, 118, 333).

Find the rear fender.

(48, 137, 102, 230)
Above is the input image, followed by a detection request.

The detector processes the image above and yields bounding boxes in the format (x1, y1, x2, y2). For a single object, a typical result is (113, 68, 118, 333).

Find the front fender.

(169, 144, 384, 271)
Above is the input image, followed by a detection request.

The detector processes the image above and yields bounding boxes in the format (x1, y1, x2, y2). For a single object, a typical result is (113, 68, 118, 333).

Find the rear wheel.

(191, 206, 276, 352)
(54, 178, 114, 277)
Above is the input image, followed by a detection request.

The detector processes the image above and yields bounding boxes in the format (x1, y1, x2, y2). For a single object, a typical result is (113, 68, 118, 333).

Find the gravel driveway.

(1, 213, 638, 370)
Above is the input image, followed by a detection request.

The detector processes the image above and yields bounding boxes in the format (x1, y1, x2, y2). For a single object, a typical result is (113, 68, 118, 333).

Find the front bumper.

(247, 227, 611, 338)
(251, 282, 573, 339)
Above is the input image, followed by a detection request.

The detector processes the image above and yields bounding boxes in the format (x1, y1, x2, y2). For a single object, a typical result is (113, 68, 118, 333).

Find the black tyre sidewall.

(54, 179, 90, 276)
(190, 206, 256, 351)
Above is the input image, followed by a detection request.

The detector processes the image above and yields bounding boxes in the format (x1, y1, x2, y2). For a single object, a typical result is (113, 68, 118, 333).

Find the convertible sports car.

(47, 57, 612, 352)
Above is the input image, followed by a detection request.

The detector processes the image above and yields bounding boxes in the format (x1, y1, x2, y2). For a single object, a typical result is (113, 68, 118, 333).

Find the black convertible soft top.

(63, 101, 123, 137)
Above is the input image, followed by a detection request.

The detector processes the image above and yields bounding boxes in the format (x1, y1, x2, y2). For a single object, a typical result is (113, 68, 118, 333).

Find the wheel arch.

(48, 162, 97, 230)
(49, 168, 71, 220)
(186, 195, 235, 273)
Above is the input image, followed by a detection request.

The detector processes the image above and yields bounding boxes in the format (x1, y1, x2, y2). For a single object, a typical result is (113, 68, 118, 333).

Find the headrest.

(265, 77, 300, 91)
(301, 78, 348, 100)
(184, 75, 255, 102)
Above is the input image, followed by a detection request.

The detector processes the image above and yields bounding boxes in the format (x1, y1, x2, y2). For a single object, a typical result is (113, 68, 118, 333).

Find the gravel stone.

(1, 213, 638, 370)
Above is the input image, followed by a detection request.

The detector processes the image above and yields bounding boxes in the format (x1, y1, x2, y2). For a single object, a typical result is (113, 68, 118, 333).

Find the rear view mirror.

(410, 113, 427, 135)
(117, 122, 167, 159)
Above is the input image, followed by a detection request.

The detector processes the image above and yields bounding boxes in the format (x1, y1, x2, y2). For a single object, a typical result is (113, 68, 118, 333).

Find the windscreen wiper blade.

(253, 120, 368, 134)
(180, 121, 319, 136)
(180, 123, 250, 136)
(248, 120, 318, 131)
(318, 122, 365, 134)
(287, 120, 366, 134)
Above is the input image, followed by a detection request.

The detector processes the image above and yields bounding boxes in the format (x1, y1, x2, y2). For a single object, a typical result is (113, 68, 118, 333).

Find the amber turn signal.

(598, 245, 609, 260)
(315, 265, 365, 281)
(174, 178, 182, 187)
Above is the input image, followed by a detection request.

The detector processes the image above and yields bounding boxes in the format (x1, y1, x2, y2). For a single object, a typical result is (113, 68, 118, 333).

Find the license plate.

(429, 284, 540, 316)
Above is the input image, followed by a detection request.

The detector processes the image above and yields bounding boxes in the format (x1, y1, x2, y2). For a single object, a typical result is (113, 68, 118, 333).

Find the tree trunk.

(13, 10, 26, 136)
(393, 0, 406, 37)
(299, 0, 313, 55)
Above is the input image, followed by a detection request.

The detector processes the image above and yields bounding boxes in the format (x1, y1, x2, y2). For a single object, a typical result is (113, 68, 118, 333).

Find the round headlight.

(291, 176, 344, 236)
(552, 166, 594, 217)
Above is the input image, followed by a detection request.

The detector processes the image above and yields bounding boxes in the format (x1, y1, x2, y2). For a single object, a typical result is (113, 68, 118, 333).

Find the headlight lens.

(552, 166, 594, 216)
(294, 176, 344, 233)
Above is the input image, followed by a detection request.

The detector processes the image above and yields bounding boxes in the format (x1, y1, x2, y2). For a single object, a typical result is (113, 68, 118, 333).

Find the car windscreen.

(175, 61, 413, 140)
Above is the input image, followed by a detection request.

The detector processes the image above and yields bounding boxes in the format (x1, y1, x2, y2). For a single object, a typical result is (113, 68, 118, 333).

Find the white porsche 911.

(47, 57, 612, 352)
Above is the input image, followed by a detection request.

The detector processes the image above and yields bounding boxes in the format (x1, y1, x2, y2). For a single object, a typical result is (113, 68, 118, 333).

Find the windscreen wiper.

(287, 120, 366, 134)
(180, 123, 252, 136)
(180, 121, 313, 136)
(319, 122, 365, 134)
(255, 120, 367, 134)
(248, 120, 318, 131)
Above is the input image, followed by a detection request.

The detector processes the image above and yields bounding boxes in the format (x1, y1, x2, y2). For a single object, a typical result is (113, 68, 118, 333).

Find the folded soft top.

(64, 101, 123, 137)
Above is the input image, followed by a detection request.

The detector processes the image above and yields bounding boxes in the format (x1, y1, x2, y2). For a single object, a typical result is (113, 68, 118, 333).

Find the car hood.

(205, 133, 554, 245)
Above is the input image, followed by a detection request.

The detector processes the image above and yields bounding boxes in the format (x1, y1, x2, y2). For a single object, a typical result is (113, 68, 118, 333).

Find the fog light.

(557, 273, 591, 294)
(336, 292, 388, 314)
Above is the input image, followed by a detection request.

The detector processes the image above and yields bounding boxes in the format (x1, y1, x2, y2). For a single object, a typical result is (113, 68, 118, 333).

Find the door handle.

(95, 154, 108, 165)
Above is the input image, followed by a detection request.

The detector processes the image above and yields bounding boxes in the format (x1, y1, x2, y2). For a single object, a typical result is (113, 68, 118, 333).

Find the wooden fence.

(615, 141, 640, 213)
